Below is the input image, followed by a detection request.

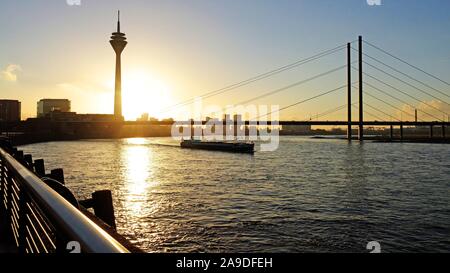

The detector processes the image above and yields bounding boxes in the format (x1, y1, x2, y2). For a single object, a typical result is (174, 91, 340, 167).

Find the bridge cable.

(361, 70, 448, 118)
(233, 64, 349, 106)
(352, 104, 384, 121)
(304, 104, 347, 121)
(251, 84, 348, 121)
(159, 43, 348, 114)
(209, 64, 350, 117)
(363, 40, 450, 86)
(352, 66, 447, 119)
(303, 102, 360, 121)
(350, 85, 421, 121)
(351, 46, 450, 103)
(360, 51, 450, 100)
(364, 103, 401, 122)
(363, 60, 450, 107)
(362, 81, 443, 121)
(304, 104, 346, 121)
(365, 92, 421, 121)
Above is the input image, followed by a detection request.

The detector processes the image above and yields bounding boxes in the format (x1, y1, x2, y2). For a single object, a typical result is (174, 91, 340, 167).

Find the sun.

(119, 70, 173, 121)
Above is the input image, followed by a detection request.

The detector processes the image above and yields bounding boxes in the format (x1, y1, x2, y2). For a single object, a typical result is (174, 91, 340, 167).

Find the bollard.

(24, 154, 33, 170)
(34, 159, 46, 177)
(14, 150, 24, 160)
(92, 190, 116, 229)
(50, 168, 65, 185)
(13, 150, 27, 166)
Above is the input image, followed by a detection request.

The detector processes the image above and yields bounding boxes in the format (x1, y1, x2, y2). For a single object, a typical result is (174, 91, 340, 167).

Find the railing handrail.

(0, 147, 129, 253)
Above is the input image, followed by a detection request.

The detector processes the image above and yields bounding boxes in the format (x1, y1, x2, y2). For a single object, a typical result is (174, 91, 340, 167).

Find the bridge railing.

(0, 146, 129, 253)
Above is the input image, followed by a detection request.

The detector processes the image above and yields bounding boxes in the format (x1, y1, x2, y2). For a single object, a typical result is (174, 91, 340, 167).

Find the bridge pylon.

(358, 35, 364, 141)
(347, 43, 352, 141)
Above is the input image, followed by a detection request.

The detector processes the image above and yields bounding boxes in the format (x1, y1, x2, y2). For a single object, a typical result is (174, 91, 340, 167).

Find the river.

(21, 137, 450, 253)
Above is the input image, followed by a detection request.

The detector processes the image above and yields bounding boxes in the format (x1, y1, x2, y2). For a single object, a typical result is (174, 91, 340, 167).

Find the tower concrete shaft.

(110, 11, 127, 120)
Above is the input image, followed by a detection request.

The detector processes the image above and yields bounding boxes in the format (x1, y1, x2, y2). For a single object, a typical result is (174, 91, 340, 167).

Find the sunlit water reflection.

(21, 137, 450, 252)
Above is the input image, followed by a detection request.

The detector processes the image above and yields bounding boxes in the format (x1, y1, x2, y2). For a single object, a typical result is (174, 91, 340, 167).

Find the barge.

(180, 139, 255, 153)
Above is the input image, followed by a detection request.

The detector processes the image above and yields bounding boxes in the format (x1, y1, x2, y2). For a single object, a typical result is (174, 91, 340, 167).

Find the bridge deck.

(39, 120, 450, 126)
(5, 120, 450, 128)
(122, 120, 450, 126)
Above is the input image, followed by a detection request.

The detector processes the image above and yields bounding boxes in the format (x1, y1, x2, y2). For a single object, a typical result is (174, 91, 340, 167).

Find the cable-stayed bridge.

(147, 35, 449, 141)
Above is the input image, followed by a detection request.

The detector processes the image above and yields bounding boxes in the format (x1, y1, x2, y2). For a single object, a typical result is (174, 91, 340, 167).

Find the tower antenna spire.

(117, 10, 121, 33)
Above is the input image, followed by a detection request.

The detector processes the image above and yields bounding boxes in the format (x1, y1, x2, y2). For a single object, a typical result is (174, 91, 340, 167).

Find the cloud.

(1, 64, 22, 82)
(397, 100, 450, 121)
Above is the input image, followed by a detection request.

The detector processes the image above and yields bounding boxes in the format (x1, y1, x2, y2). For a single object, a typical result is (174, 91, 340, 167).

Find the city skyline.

(0, 0, 449, 121)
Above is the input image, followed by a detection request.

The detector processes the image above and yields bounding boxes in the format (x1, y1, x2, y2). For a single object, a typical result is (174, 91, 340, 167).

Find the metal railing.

(0, 145, 129, 253)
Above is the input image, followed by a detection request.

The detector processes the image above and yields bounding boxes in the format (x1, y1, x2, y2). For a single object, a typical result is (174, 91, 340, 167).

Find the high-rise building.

(37, 99, 71, 117)
(110, 11, 127, 121)
(223, 114, 231, 122)
(0, 100, 21, 122)
(137, 113, 149, 121)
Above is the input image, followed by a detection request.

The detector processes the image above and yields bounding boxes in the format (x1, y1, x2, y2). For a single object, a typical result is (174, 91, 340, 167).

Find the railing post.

(390, 125, 394, 140)
(430, 125, 434, 138)
(443, 125, 446, 139)
(24, 154, 33, 171)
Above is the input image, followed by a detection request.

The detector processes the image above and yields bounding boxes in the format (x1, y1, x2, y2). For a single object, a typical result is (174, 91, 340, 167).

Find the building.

(43, 111, 116, 122)
(37, 99, 71, 118)
(0, 100, 21, 122)
(233, 114, 242, 122)
(223, 114, 231, 122)
(137, 113, 149, 122)
(281, 125, 312, 135)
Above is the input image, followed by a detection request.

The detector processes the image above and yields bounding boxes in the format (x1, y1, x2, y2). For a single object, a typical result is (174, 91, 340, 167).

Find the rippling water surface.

(21, 137, 450, 252)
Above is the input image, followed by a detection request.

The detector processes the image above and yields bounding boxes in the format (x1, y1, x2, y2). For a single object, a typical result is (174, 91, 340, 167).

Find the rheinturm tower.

(110, 11, 127, 120)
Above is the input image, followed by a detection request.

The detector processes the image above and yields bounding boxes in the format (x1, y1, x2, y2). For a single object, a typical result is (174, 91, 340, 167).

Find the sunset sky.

(0, 0, 449, 121)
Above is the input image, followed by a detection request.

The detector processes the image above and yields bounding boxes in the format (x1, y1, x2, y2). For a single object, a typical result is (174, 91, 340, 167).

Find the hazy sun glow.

(108, 70, 174, 121)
